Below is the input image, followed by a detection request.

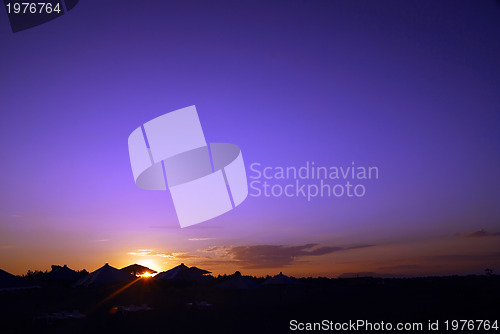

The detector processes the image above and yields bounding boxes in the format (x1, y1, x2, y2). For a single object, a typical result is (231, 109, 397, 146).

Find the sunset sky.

(1, 0, 499, 277)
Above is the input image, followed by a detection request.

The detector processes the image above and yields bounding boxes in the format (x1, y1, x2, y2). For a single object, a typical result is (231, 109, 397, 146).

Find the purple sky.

(1, 0, 499, 277)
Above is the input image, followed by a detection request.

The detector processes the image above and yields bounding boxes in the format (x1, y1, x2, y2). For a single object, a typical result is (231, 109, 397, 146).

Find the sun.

(139, 272, 155, 278)
(136, 259, 160, 272)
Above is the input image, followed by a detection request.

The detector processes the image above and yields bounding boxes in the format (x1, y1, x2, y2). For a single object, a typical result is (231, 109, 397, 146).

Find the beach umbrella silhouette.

(73, 263, 135, 287)
(120, 264, 157, 276)
(263, 272, 301, 285)
(216, 275, 260, 290)
(0, 268, 37, 291)
(47, 265, 80, 281)
(263, 272, 302, 305)
(189, 266, 211, 275)
(216, 273, 260, 306)
(155, 263, 210, 282)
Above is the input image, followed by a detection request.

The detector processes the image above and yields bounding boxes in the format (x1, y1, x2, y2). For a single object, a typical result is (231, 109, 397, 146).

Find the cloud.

(128, 249, 209, 264)
(202, 243, 375, 269)
(187, 259, 240, 268)
(344, 244, 375, 250)
(420, 252, 500, 263)
(230, 244, 336, 268)
(128, 250, 169, 257)
(198, 245, 232, 257)
(128, 244, 376, 271)
(174, 253, 199, 259)
(455, 229, 500, 238)
(379, 264, 423, 270)
(188, 238, 215, 241)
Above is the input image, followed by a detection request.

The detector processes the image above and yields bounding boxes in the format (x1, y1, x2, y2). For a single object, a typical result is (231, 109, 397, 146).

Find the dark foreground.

(1, 275, 498, 334)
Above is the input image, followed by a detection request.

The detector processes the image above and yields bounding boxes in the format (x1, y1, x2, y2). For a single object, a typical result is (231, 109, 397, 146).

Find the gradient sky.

(1, 0, 499, 277)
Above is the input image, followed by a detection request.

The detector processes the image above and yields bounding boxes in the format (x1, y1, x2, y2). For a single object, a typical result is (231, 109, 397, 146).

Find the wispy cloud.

(128, 249, 199, 261)
(128, 243, 376, 270)
(199, 245, 232, 257)
(128, 249, 170, 258)
(200, 243, 375, 269)
(420, 252, 500, 263)
(379, 264, 423, 270)
(455, 229, 500, 238)
(230, 244, 340, 268)
(188, 238, 215, 241)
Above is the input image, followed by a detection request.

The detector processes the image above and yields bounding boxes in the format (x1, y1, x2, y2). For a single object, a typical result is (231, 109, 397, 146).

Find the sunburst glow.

(139, 272, 155, 278)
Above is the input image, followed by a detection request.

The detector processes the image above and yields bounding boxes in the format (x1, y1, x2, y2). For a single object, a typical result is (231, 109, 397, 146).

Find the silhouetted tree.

(77, 269, 89, 277)
(51, 265, 62, 272)
(23, 269, 48, 281)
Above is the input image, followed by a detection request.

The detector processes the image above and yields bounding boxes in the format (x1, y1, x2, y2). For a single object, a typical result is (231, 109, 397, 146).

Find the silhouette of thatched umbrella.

(216, 272, 260, 306)
(155, 263, 210, 282)
(120, 264, 157, 276)
(47, 265, 81, 281)
(0, 269, 37, 291)
(189, 266, 211, 275)
(216, 275, 260, 290)
(73, 263, 135, 287)
(264, 272, 301, 286)
(264, 272, 302, 305)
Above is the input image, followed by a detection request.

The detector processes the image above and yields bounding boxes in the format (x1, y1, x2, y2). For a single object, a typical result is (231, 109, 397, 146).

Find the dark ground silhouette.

(0, 273, 498, 334)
